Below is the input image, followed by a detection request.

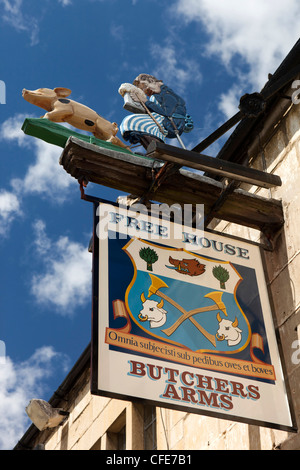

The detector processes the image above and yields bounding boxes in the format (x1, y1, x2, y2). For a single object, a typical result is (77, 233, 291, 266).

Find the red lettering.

(214, 378, 230, 393)
(180, 386, 198, 403)
(181, 371, 194, 387)
(220, 394, 233, 410)
(129, 360, 146, 377)
(195, 374, 214, 391)
(197, 390, 220, 408)
(247, 384, 260, 400)
(146, 364, 162, 380)
(162, 383, 181, 400)
(230, 380, 248, 398)
(164, 367, 179, 383)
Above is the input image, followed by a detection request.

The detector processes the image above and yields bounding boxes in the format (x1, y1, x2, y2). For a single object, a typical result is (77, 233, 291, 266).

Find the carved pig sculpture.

(22, 87, 130, 150)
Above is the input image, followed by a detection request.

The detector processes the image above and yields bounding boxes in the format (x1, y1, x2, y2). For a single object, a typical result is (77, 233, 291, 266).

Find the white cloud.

(0, 0, 73, 43)
(0, 113, 33, 147)
(19, 139, 75, 200)
(175, 0, 300, 87)
(32, 219, 51, 255)
(58, 0, 72, 5)
(0, 114, 76, 237)
(150, 41, 202, 94)
(31, 220, 92, 314)
(218, 83, 245, 120)
(0, 114, 76, 204)
(0, 346, 70, 450)
(0, 190, 22, 237)
(110, 22, 125, 41)
(174, 0, 300, 117)
(0, 0, 39, 45)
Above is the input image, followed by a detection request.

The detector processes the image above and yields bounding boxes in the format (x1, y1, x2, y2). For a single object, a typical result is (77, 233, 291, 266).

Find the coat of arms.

(123, 238, 251, 355)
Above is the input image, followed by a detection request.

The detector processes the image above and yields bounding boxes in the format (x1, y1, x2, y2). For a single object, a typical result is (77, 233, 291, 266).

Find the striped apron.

(120, 95, 166, 142)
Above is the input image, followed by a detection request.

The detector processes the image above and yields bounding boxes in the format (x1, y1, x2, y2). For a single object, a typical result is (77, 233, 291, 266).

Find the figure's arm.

(146, 86, 184, 118)
(144, 100, 167, 116)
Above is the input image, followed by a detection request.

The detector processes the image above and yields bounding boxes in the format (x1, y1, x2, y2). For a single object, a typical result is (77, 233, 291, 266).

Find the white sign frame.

(90, 200, 296, 432)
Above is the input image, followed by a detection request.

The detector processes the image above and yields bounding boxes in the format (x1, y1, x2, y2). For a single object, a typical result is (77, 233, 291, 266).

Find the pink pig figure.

(22, 87, 131, 151)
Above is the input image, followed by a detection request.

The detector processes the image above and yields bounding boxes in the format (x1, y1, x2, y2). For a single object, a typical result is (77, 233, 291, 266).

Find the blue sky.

(0, 0, 299, 449)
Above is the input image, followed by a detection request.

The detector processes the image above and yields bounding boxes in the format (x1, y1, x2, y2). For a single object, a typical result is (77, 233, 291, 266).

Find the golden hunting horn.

(147, 274, 169, 298)
(148, 274, 216, 346)
(205, 291, 227, 317)
(139, 292, 148, 321)
(162, 291, 228, 348)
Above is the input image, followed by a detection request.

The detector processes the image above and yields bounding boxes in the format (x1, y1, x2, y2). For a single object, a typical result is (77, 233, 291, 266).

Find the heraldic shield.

(123, 238, 251, 354)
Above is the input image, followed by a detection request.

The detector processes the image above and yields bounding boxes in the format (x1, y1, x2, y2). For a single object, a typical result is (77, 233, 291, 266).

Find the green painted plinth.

(21, 118, 134, 155)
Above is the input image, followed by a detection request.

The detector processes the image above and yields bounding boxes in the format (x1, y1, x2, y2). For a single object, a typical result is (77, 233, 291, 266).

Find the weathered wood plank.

(146, 141, 282, 188)
(59, 137, 284, 233)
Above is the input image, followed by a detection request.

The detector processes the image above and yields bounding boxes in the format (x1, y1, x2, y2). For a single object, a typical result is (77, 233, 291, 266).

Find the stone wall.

(205, 99, 300, 450)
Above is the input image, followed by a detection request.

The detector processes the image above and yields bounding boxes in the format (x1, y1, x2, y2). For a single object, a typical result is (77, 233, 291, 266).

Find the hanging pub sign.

(91, 200, 296, 432)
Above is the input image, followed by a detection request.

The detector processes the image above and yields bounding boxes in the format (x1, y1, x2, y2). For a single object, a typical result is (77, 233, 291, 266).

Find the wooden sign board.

(91, 200, 296, 432)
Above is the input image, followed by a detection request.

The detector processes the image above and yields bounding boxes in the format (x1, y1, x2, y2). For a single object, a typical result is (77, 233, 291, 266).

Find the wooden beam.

(146, 141, 281, 189)
(59, 137, 284, 234)
(192, 112, 243, 154)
